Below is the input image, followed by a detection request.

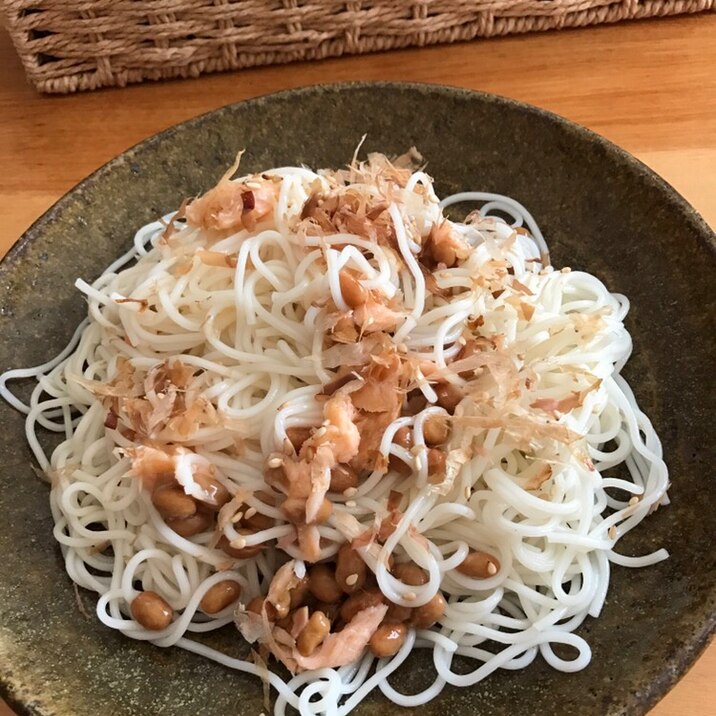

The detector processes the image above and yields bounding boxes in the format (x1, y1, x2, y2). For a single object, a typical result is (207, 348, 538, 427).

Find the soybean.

(456, 550, 501, 578)
(411, 592, 446, 629)
(335, 543, 367, 594)
(167, 510, 213, 537)
(339, 271, 368, 309)
(369, 622, 407, 658)
(434, 382, 463, 413)
(152, 485, 197, 521)
(308, 564, 343, 603)
(296, 611, 331, 656)
(131, 591, 173, 631)
(200, 580, 242, 614)
(218, 530, 264, 559)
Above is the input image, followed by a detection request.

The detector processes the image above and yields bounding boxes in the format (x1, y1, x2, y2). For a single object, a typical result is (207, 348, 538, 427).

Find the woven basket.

(3, 0, 714, 94)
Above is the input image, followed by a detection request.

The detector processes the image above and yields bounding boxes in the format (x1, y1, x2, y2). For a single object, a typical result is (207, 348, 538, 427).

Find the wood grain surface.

(0, 12, 713, 716)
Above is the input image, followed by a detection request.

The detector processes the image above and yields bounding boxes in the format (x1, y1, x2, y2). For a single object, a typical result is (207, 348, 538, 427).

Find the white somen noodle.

(0, 150, 669, 715)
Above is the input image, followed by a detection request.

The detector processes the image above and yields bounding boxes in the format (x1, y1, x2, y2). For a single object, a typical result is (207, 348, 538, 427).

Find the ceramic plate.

(0, 83, 714, 716)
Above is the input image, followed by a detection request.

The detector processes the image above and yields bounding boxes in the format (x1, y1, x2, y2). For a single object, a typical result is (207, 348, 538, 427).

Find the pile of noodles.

(0, 150, 669, 716)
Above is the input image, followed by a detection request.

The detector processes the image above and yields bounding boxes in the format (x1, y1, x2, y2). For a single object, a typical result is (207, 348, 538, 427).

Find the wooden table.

(0, 12, 713, 716)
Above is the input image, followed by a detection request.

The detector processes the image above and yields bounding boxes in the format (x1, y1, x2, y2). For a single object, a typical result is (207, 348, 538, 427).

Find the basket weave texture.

(3, 0, 714, 94)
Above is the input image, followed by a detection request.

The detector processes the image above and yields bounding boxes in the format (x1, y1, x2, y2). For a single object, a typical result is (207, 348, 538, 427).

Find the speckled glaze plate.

(0, 83, 714, 716)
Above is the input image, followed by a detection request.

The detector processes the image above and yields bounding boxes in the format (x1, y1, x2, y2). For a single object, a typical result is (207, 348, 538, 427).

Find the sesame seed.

(244, 507, 257, 519)
(231, 538, 247, 550)
(345, 500, 357, 508)
(487, 562, 498, 576)
(345, 574, 359, 586)
(267, 456, 283, 468)
(231, 511, 244, 523)
(404, 591, 417, 602)
(343, 487, 358, 497)
(628, 496, 639, 507)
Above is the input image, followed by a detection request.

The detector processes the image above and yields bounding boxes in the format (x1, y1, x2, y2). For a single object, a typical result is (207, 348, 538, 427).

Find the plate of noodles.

(0, 83, 714, 716)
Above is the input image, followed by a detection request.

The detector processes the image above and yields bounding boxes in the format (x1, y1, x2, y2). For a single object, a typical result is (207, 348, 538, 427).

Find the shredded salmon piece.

(350, 408, 399, 476)
(126, 444, 224, 505)
(296, 525, 321, 562)
(315, 392, 361, 464)
(266, 561, 301, 608)
(237, 597, 388, 673)
(277, 392, 360, 557)
(290, 606, 310, 639)
(125, 444, 176, 491)
(282, 459, 314, 500)
(340, 347, 411, 474)
(291, 604, 388, 671)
